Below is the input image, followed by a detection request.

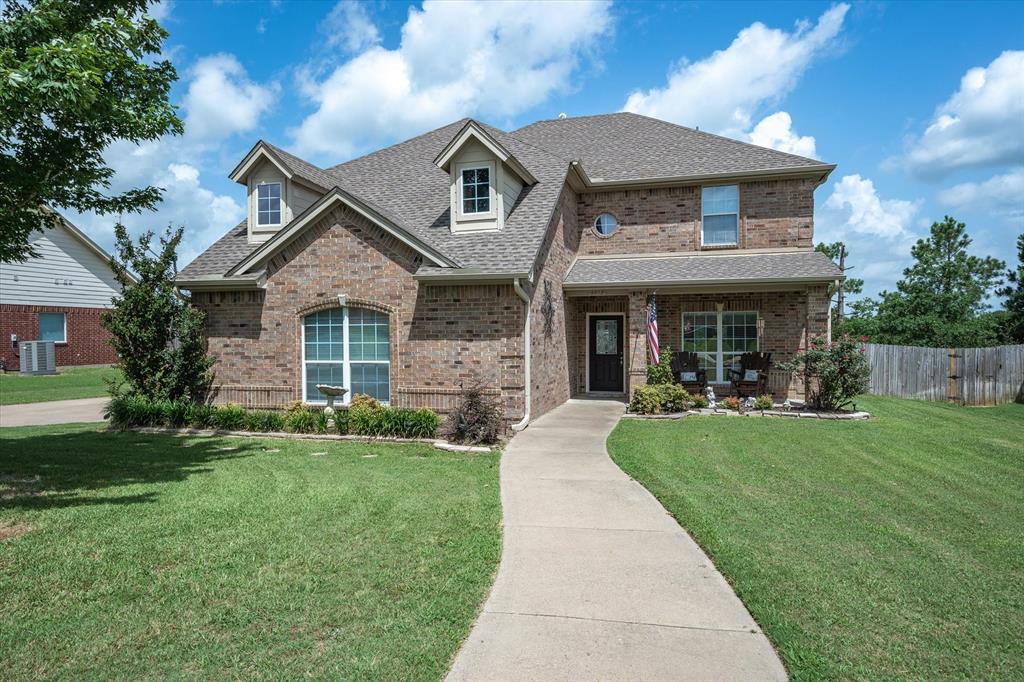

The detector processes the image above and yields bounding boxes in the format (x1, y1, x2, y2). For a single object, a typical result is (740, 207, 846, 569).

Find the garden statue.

(316, 384, 348, 429)
(705, 386, 716, 409)
(782, 398, 792, 412)
(744, 397, 757, 409)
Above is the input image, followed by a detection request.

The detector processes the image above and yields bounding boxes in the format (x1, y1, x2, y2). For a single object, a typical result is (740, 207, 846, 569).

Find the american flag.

(646, 294, 660, 364)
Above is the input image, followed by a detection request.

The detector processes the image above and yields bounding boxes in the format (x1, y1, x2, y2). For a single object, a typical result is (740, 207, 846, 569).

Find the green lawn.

(608, 396, 1024, 681)
(0, 424, 500, 680)
(0, 366, 120, 405)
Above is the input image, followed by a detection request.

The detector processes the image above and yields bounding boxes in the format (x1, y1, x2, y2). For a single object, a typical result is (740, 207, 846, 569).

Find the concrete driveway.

(447, 398, 786, 681)
(0, 397, 107, 427)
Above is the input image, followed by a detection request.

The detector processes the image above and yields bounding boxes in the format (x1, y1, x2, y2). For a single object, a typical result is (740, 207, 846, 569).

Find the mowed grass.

(0, 366, 120, 405)
(608, 396, 1024, 681)
(0, 424, 500, 680)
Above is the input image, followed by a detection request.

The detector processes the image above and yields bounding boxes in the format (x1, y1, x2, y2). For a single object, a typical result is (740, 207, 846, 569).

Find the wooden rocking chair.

(671, 351, 708, 395)
(728, 352, 772, 397)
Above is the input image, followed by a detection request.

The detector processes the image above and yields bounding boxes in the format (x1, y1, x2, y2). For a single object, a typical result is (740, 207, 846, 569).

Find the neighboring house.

(177, 113, 840, 423)
(0, 215, 122, 369)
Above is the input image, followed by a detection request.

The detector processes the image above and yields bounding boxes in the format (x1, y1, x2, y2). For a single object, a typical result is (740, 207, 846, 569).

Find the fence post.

(947, 348, 959, 404)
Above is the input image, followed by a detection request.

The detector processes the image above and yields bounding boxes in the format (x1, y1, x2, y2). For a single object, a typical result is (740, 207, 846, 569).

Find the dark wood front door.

(589, 315, 624, 392)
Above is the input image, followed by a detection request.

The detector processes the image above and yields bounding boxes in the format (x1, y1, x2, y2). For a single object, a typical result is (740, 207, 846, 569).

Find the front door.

(589, 315, 624, 392)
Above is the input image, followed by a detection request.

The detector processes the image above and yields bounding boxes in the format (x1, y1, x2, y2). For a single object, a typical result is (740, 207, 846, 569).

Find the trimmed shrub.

(754, 394, 774, 410)
(210, 403, 248, 431)
(444, 384, 504, 445)
(691, 395, 709, 409)
(656, 384, 692, 412)
(629, 385, 662, 414)
(245, 410, 284, 432)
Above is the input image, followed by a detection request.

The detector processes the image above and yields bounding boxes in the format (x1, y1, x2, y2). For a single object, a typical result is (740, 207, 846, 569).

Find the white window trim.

(455, 160, 497, 221)
(681, 309, 759, 383)
(700, 184, 740, 247)
(300, 307, 391, 405)
(39, 312, 67, 344)
(256, 181, 283, 228)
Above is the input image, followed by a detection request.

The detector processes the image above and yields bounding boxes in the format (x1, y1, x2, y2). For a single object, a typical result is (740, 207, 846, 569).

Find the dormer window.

(460, 164, 491, 215)
(257, 182, 282, 226)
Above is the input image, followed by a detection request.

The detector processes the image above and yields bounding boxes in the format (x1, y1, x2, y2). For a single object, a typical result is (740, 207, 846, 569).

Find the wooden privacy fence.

(863, 343, 1024, 405)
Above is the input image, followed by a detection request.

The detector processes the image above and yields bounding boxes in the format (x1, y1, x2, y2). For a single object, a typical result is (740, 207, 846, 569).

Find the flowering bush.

(754, 394, 774, 410)
(778, 334, 871, 410)
(720, 396, 741, 411)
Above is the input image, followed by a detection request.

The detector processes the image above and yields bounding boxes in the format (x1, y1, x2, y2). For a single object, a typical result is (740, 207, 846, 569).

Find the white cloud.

(148, 0, 173, 22)
(938, 167, 1024, 222)
(292, 0, 613, 159)
(819, 174, 920, 240)
(622, 4, 847, 136)
(182, 54, 276, 142)
(902, 51, 1024, 178)
(748, 111, 817, 158)
(320, 0, 381, 53)
(815, 174, 925, 297)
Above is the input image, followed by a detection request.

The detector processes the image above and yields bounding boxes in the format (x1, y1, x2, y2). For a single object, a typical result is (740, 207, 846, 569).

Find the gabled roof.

(434, 120, 538, 184)
(515, 112, 834, 187)
(179, 112, 837, 284)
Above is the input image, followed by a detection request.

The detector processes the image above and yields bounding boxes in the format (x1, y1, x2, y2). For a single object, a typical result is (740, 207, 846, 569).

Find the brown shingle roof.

(563, 250, 842, 288)
(179, 113, 835, 281)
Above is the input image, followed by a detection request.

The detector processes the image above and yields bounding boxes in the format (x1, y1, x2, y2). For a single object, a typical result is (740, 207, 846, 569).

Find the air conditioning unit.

(20, 340, 57, 375)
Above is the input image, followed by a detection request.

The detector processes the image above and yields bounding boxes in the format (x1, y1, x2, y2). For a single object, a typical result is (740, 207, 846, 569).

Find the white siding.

(502, 172, 523, 220)
(0, 224, 121, 308)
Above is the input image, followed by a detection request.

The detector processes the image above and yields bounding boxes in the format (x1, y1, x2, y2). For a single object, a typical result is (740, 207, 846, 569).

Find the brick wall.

(568, 288, 830, 399)
(193, 203, 525, 418)
(576, 178, 815, 256)
(527, 184, 579, 419)
(0, 304, 117, 369)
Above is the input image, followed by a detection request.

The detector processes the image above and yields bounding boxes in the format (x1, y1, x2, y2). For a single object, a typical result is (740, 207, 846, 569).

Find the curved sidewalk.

(447, 398, 785, 681)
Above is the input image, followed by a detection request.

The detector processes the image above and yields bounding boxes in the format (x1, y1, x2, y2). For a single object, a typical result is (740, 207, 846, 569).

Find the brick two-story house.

(177, 113, 840, 426)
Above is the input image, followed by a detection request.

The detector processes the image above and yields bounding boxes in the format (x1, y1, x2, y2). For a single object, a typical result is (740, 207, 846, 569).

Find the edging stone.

(122, 426, 497, 452)
(624, 408, 870, 420)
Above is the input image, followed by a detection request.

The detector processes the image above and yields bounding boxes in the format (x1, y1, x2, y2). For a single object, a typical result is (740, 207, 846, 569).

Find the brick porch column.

(626, 290, 650, 397)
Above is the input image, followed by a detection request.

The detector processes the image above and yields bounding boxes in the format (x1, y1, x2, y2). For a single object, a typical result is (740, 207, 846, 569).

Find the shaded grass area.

(0, 424, 500, 680)
(0, 366, 120, 405)
(608, 396, 1024, 681)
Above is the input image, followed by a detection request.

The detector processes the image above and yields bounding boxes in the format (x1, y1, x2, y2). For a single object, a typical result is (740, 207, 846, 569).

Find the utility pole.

(837, 243, 847, 324)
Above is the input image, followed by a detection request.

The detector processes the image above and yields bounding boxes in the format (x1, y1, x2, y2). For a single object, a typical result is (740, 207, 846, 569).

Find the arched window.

(302, 307, 390, 404)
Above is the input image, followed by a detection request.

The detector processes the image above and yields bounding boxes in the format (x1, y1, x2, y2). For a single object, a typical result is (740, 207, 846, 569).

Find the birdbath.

(316, 384, 348, 429)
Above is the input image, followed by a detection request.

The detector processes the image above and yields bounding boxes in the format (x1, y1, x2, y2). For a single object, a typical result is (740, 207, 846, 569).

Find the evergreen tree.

(815, 241, 864, 327)
(103, 225, 214, 403)
(852, 217, 1004, 347)
(997, 233, 1024, 343)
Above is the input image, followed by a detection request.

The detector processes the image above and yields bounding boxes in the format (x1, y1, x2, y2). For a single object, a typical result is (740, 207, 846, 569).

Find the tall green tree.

(0, 0, 181, 262)
(103, 224, 214, 403)
(847, 217, 1005, 347)
(815, 241, 863, 327)
(997, 233, 1024, 343)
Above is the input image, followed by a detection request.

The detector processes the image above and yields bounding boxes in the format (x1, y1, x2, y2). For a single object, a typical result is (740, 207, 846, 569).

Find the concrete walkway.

(447, 398, 786, 681)
(0, 397, 107, 427)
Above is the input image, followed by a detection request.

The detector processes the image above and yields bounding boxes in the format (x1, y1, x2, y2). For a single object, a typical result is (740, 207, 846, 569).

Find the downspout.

(511, 276, 532, 431)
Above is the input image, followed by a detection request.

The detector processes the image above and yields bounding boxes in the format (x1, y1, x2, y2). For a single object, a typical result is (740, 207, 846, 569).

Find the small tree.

(778, 335, 871, 411)
(103, 224, 214, 403)
(646, 345, 675, 384)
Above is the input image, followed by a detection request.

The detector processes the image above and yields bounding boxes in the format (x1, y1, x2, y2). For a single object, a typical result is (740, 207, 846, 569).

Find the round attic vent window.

(593, 213, 619, 237)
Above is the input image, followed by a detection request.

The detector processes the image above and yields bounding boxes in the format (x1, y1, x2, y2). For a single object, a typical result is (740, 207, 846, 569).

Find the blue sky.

(73, 0, 1023, 302)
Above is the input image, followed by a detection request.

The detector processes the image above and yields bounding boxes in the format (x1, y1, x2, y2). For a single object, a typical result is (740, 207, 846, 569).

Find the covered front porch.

(561, 251, 838, 399)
